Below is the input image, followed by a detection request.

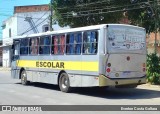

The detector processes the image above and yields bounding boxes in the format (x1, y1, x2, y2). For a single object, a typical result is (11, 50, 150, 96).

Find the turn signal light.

(143, 68, 146, 72)
(107, 63, 111, 67)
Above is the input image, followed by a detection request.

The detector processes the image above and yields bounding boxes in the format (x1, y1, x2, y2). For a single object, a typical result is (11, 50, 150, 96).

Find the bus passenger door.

(11, 40, 20, 79)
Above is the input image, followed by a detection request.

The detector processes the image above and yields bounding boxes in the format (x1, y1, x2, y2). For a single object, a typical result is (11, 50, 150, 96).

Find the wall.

(2, 16, 18, 39)
(16, 11, 50, 36)
(147, 32, 160, 56)
(2, 16, 17, 67)
(14, 5, 49, 13)
(2, 10, 50, 67)
(2, 46, 11, 67)
(0, 41, 2, 66)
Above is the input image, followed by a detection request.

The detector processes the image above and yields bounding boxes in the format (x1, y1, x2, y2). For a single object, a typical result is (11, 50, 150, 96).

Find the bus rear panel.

(99, 24, 146, 87)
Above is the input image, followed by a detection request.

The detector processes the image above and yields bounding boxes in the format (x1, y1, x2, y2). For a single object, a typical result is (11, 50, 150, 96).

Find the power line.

(57, 1, 154, 12)
(58, 1, 154, 18)
(20, 17, 48, 35)
(57, 0, 154, 10)
(1, 12, 49, 37)
(49, 0, 54, 31)
(57, 0, 114, 10)
(0, 12, 49, 20)
(21, 11, 49, 34)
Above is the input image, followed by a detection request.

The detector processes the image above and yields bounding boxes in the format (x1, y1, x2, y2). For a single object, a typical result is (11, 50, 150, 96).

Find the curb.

(0, 67, 11, 71)
(139, 83, 160, 89)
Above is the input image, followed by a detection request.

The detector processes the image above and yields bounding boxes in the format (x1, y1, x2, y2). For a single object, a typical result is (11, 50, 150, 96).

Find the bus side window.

(52, 35, 65, 55)
(39, 36, 51, 54)
(60, 35, 65, 54)
(76, 33, 82, 54)
(29, 37, 39, 55)
(69, 34, 74, 54)
(83, 31, 98, 54)
(20, 38, 29, 55)
(66, 32, 82, 55)
(83, 32, 90, 54)
(91, 31, 98, 53)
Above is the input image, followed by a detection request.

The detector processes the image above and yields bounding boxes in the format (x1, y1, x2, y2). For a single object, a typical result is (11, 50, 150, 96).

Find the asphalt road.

(0, 70, 160, 114)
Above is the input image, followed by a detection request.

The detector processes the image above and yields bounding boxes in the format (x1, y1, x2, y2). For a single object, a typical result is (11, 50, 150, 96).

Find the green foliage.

(128, 0, 160, 33)
(147, 53, 160, 84)
(52, 0, 160, 33)
(52, 0, 133, 27)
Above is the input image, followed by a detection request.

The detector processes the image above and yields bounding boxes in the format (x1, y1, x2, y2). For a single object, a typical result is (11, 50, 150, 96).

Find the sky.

(0, 0, 50, 39)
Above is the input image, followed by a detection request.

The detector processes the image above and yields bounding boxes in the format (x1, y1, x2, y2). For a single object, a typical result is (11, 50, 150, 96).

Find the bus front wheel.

(59, 73, 71, 93)
(20, 70, 28, 85)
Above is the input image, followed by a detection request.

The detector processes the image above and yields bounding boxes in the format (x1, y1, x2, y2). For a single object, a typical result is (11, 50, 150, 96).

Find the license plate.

(123, 71, 131, 76)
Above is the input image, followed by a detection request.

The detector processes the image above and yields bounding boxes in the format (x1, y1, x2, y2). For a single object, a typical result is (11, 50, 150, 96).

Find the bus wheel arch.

(58, 70, 71, 93)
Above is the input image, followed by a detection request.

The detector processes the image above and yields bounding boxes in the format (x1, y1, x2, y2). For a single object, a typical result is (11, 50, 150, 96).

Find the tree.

(52, 0, 160, 33)
(127, 0, 160, 33)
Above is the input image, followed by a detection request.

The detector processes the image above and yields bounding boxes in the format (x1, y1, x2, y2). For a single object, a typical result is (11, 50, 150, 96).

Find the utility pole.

(154, 0, 158, 53)
(49, 0, 54, 31)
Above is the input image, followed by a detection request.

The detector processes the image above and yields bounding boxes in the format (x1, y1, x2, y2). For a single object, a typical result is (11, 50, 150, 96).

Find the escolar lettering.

(36, 61, 64, 68)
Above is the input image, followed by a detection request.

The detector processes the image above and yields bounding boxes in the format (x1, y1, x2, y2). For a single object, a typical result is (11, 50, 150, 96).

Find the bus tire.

(20, 70, 28, 85)
(59, 73, 71, 93)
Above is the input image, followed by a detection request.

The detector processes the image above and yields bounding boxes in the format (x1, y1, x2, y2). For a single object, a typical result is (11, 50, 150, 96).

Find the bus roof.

(13, 24, 145, 40)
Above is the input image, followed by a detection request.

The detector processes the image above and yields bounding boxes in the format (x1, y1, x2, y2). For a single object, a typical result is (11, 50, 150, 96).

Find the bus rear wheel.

(20, 70, 28, 85)
(59, 73, 71, 93)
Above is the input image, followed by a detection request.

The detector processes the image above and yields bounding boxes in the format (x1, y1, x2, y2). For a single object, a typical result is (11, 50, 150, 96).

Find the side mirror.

(11, 44, 14, 49)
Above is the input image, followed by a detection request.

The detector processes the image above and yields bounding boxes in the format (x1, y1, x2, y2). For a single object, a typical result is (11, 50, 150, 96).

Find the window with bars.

(51, 35, 65, 55)
(39, 36, 51, 54)
(83, 31, 98, 54)
(29, 37, 39, 55)
(20, 38, 29, 55)
(66, 33, 82, 55)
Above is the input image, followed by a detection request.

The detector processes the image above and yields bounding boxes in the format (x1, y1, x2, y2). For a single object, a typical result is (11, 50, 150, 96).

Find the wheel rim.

(61, 75, 68, 89)
(21, 71, 27, 84)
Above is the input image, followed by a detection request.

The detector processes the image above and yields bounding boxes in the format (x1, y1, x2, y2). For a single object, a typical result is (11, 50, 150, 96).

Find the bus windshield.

(107, 25, 146, 53)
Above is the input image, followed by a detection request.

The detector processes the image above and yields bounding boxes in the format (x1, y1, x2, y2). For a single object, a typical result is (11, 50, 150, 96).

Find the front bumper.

(99, 75, 146, 87)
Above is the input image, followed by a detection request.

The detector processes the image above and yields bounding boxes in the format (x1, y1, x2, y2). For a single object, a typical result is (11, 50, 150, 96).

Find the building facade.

(147, 32, 160, 56)
(0, 40, 2, 66)
(2, 4, 68, 67)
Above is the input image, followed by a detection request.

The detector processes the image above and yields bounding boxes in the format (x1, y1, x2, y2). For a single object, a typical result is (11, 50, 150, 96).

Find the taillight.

(106, 68, 111, 73)
(142, 63, 146, 72)
(106, 63, 111, 73)
(143, 68, 146, 72)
